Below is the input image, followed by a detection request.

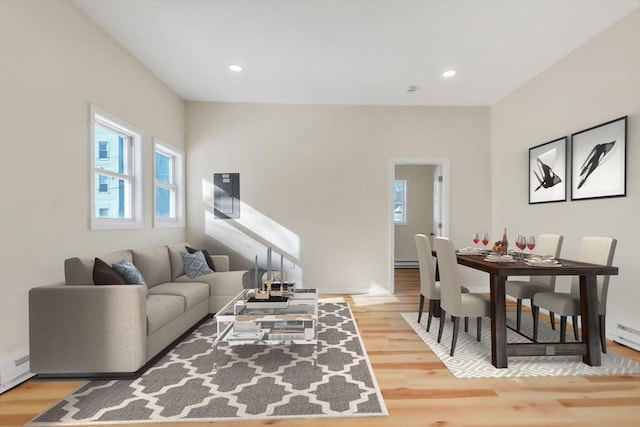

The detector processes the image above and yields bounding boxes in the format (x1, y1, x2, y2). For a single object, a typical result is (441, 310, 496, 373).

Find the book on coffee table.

(245, 296, 289, 309)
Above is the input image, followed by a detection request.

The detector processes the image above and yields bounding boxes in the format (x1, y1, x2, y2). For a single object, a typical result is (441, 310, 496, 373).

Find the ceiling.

(73, 0, 639, 106)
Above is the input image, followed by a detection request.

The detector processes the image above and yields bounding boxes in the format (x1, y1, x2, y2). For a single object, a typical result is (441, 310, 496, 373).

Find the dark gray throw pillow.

(93, 257, 126, 285)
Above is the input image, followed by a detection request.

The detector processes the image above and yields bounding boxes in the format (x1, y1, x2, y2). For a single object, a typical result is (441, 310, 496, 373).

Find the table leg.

(580, 274, 601, 366)
(490, 274, 508, 368)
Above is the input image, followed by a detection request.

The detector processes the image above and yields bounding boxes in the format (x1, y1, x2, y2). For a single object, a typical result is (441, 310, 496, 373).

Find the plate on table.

(457, 247, 484, 255)
(525, 258, 561, 267)
(484, 254, 515, 262)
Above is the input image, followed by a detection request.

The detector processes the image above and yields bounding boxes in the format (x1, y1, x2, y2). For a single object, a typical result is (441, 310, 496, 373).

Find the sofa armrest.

(209, 255, 230, 272)
(29, 284, 147, 374)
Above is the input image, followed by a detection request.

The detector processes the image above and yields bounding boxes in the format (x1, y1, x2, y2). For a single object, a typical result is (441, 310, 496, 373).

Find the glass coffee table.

(212, 288, 318, 372)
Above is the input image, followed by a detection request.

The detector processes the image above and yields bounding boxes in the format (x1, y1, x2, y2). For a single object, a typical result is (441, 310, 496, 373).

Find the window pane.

(98, 141, 109, 159)
(95, 124, 126, 174)
(94, 173, 130, 218)
(155, 151, 171, 184)
(394, 180, 406, 223)
(155, 187, 172, 217)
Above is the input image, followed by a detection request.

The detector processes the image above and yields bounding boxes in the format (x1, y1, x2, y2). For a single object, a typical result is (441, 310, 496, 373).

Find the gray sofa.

(29, 242, 246, 377)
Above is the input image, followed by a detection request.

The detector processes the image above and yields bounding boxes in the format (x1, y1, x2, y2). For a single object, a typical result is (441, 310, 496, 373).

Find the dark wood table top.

(454, 254, 619, 277)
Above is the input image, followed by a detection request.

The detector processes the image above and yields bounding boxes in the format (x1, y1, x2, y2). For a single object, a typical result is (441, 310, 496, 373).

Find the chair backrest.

(531, 234, 564, 290)
(415, 234, 437, 298)
(434, 237, 464, 316)
(569, 236, 617, 315)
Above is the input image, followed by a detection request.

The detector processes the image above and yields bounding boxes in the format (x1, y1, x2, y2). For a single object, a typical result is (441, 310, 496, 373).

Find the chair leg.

(437, 309, 446, 343)
(464, 317, 469, 332)
(426, 299, 436, 332)
(476, 317, 482, 342)
(600, 315, 607, 353)
(560, 316, 567, 342)
(549, 312, 556, 330)
(516, 299, 523, 331)
(532, 305, 539, 342)
(450, 316, 460, 356)
(417, 294, 425, 324)
(572, 315, 579, 340)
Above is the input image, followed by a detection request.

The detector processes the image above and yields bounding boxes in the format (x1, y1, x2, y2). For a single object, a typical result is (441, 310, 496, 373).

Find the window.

(154, 138, 185, 227)
(394, 180, 407, 224)
(90, 105, 143, 229)
(98, 141, 109, 159)
(98, 175, 109, 193)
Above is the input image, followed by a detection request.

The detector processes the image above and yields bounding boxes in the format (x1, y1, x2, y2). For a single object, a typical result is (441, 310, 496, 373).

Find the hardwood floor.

(2, 268, 639, 426)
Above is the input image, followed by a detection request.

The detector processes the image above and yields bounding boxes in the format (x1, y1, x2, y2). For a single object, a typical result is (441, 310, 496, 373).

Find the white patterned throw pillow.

(181, 250, 214, 278)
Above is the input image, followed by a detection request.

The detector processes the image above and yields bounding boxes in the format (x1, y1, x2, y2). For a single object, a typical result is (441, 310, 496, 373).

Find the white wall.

(394, 165, 436, 262)
(491, 9, 640, 336)
(0, 1, 185, 370)
(186, 103, 491, 294)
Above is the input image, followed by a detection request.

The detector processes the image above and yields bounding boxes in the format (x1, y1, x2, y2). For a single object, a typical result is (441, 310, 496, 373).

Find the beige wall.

(0, 1, 185, 369)
(394, 165, 436, 262)
(185, 102, 491, 293)
(491, 9, 640, 335)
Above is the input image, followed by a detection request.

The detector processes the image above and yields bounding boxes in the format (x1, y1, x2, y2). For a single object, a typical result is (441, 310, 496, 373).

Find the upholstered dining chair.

(434, 237, 490, 357)
(532, 236, 616, 353)
(505, 234, 564, 331)
(415, 234, 469, 332)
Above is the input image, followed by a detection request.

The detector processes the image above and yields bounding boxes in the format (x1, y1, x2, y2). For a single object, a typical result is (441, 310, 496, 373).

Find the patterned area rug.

(402, 311, 640, 378)
(28, 302, 387, 425)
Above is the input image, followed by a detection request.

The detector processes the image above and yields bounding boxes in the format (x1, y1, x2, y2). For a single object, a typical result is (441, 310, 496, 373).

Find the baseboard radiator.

(395, 260, 419, 268)
(0, 355, 34, 394)
(614, 323, 640, 352)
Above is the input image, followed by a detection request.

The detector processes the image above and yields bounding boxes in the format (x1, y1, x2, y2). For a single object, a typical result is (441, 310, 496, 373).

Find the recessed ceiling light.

(442, 70, 456, 77)
(229, 64, 242, 72)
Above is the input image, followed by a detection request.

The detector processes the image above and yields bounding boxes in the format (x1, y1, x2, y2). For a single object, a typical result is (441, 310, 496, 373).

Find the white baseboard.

(615, 324, 640, 352)
(0, 356, 35, 394)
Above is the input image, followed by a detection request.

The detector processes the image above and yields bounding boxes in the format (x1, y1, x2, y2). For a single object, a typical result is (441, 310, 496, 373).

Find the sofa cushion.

(146, 295, 185, 335)
(181, 251, 214, 278)
(186, 246, 216, 271)
(167, 242, 191, 281)
(176, 270, 245, 297)
(93, 258, 126, 285)
(132, 246, 171, 288)
(148, 282, 209, 311)
(112, 260, 147, 286)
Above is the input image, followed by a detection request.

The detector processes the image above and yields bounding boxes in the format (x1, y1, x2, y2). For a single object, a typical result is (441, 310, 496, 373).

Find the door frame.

(389, 157, 450, 293)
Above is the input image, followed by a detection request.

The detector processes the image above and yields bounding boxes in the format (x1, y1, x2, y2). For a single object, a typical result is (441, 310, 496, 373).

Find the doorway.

(389, 158, 450, 293)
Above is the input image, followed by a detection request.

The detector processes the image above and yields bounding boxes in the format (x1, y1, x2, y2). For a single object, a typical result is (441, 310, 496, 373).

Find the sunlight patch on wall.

(202, 178, 302, 284)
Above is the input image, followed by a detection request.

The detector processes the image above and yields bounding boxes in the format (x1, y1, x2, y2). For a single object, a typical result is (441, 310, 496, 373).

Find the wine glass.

(481, 233, 489, 249)
(515, 235, 526, 259)
(472, 232, 480, 248)
(527, 236, 536, 256)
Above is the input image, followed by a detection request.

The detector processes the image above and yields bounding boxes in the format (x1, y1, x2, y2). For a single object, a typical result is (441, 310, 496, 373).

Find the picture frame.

(529, 137, 567, 204)
(571, 116, 627, 201)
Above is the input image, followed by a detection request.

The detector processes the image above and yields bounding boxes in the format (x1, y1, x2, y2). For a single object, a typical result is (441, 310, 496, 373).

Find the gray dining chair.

(434, 237, 490, 356)
(532, 236, 616, 353)
(415, 234, 469, 332)
(505, 234, 563, 331)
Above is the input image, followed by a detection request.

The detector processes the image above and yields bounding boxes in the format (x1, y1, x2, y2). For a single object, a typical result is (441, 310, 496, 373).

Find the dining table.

(439, 252, 618, 369)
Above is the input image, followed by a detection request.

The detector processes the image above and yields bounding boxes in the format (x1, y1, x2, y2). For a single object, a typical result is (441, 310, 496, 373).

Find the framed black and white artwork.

(529, 137, 567, 204)
(571, 116, 627, 201)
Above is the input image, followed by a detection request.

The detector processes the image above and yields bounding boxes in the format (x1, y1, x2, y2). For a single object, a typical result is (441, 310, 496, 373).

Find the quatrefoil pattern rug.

(28, 302, 387, 425)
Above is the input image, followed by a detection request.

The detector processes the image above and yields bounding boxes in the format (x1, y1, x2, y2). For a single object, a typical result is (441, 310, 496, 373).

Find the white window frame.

(394, 179, 407, 225)
(90, 105, 144, 229)
(153, 138, 185, 228)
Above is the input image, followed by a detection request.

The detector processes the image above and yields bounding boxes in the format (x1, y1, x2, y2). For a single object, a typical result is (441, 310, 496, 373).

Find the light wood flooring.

(1, 268, 639, 426)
